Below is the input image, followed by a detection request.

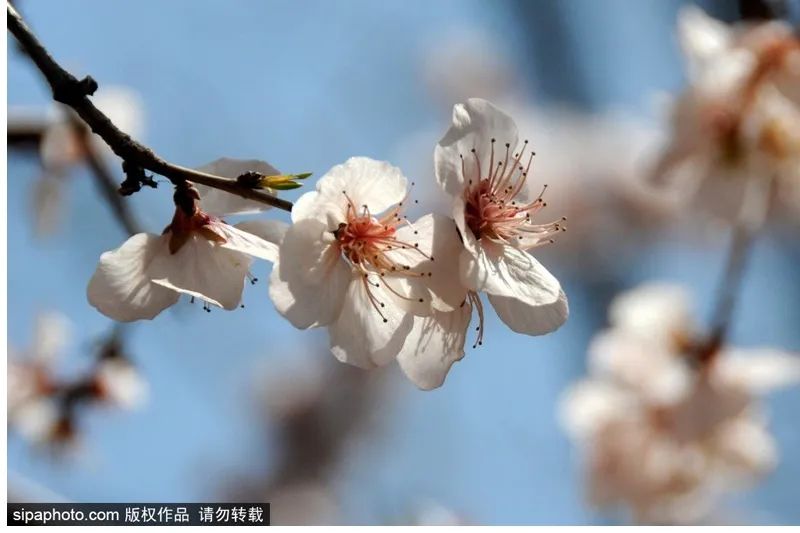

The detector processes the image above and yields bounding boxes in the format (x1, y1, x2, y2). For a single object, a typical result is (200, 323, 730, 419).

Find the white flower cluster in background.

(561, 283, 800, 524)
(651, 7, 800, 222)
(8, 312, 147, 448)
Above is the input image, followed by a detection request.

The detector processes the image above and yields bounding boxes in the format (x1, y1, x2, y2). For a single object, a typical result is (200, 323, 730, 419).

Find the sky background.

(7, 0, 800, 525)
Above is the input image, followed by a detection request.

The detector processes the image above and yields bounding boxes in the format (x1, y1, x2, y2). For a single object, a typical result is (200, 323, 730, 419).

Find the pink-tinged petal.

(87, 233, 179, 321)
(435, 98, 518, 198)
(328, 275, 414, 369)
(396, 304, 471, 390)
(268, 219, 350, 328)
(459, 239, 561, 307)
(150, 236, 251, 310)
(314, 157, 407, 217)
(194, 157, 280, 216)
(488, 288, 568, 336)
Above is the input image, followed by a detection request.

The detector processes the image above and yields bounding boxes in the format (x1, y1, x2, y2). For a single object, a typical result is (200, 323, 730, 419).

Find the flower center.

(334, 191, 433, 322)
(460, 139, 565, 248)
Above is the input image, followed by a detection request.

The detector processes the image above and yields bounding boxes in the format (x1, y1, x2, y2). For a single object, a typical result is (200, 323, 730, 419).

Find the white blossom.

(561, 282, 800, 524)
(95, 358, 148, 409)
(268, 157, 469, 389)
(434, 98, 568, 342)
(87, 182, 281, 321)
(651, 7, 800, 220)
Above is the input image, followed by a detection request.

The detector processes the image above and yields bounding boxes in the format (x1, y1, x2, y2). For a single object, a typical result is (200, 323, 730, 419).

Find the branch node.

(236, 171, 265, 188)
(119, 161, 158, 196)
(52, 74, 98, 104)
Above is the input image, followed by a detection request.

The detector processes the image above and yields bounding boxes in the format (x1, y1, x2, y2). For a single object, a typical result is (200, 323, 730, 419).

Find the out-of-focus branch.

(698, 175, 774, 364)
(7, 114, 143, 235)
(7, 117, 46, 148)
(6, 3, 293, 212)
(73, 121, 142, 235)
(738, 0, 785, 20)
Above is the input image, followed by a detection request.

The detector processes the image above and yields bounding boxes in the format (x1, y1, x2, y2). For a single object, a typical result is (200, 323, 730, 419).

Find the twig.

(698, 175, 774, 363)
(6, 3, 293, 213)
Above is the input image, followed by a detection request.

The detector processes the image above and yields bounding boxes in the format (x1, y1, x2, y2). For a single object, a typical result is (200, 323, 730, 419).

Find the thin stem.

(6, 3, 293, 213)
(699, 174, 774, 362)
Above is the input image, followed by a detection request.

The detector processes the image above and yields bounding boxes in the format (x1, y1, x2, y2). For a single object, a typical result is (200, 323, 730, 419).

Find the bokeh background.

(7, 0, 800, 525)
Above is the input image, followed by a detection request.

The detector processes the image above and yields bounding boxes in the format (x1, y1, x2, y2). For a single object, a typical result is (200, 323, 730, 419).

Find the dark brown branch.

(7, 3, 293, 213)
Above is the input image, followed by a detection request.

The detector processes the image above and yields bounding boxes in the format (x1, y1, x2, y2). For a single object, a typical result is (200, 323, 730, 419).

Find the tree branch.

(6, 2, 293, 213)
(698, 175, 774, 364)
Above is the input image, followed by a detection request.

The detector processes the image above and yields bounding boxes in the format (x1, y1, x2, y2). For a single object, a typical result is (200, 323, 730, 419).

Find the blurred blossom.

(8, 312, 70, 416)
(561, 282, 800, 524)
(422, 28, 515, 107)
(23, 85, 146, 237)
(651, 6, 800, 223)
(95, 358, 148, 410)
(12, 397, 63, 445)
(506, 102, 680, 273)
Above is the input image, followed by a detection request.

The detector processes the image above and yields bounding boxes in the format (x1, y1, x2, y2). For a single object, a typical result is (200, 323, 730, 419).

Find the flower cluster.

(560, 283, 800, 524)
(87, 99, 569, 389)
(8, 313, 146, 448)
(652, 7, 800, 221)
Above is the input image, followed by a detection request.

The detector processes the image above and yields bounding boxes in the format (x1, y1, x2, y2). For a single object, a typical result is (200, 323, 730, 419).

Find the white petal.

(435, 98, 518, 197)
(396, 304, 471, 390)
(559, 379, 632, 441)
(215, 220, 284, 262)
(459, 239, 561, 307)
(12, 398, 59, 444)
(268, 219, 350, 328)
(328, 275, 414, 369)
(608, 282, 693, 340)
(150, 236, 251, 310)
(87, 233, 179, 321)
(314, 156, 407, 216)
(714, 416, 776, 476)
(718, 349, 800, 393)
(678, 6, 732, 77)
(96, 359, 148, 409)
(488, 288, 568, 336)
(588, 330, 693, 405)
(387, 214, 469, 313)
(195, 157, 280, 216)
(32, 311, 71, 364)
